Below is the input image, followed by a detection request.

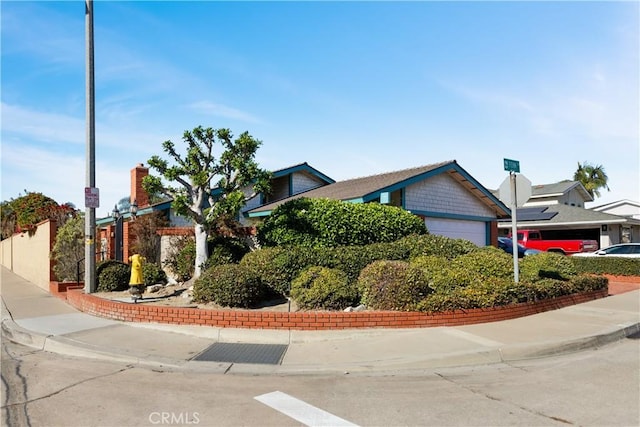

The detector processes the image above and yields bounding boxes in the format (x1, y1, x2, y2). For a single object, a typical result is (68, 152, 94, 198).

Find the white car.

(572, 243, 640, 258)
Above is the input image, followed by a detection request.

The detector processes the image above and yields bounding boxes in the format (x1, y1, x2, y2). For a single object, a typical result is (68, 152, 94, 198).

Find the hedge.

(572, 257, 640, 276)
(257, 198, 427, 247)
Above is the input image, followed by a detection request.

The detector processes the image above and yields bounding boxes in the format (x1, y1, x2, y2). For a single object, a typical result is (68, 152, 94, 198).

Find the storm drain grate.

(192, 343, 288, 365)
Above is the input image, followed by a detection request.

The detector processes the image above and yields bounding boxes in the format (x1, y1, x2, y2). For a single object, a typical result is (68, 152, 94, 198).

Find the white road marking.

(255, 391, 359, 427)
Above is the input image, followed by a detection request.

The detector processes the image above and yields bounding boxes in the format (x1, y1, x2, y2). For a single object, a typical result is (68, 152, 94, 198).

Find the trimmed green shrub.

(97, 261, 131, 292)
(291, 266, 358, 310)
(572, 257, 640, 276)
(239, 246, 320, 296)
(394, 234, 478, 260)
(410, 255, 450, 276)
(192, 264, 265, 308)
(357, 260, 432, 311)
(569, 274, 609, 292)
(417, 277, 521, 312)
(452, 246, 514, 279)
(142, 262, 167, 286)
(520, 252, 577, 281)
(257, 197, 427, 247)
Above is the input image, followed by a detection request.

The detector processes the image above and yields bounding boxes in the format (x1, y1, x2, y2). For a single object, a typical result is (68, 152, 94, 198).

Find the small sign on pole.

(84, 187, 100, 208)
(503, 158, 520, 173)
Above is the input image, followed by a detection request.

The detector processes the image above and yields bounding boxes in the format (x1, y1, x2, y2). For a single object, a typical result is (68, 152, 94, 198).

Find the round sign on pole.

(498, 174, 532, 207)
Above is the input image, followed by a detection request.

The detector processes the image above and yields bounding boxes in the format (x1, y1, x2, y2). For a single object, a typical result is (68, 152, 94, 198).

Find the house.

(247, 160, 510, 246)
(591, 200, 640, 221)
(495, 181, 640, 247)
(99, 160, 510, 265)
(97, 162, 335, 263)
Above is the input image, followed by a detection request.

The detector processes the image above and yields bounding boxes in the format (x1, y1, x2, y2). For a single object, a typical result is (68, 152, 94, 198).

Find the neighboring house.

(494, 181, 640, 247)
(591, 200, 640, 221)
(524, 181, 593, 208)
(247, 160, 510, 247)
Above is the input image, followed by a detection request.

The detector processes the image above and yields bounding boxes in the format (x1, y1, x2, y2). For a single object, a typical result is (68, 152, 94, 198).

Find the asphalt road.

(2, 332, 639, 427)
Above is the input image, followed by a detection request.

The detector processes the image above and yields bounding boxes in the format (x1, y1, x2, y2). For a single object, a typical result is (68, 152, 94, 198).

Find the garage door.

(424, 218, 486, 246)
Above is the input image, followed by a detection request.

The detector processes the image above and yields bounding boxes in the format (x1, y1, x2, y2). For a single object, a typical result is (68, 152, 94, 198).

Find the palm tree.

(573, 162, 610, 199)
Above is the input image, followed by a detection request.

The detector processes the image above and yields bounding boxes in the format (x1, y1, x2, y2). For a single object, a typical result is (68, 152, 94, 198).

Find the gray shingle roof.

(498, 203, 640, 228)
(250, 160, 510, 217)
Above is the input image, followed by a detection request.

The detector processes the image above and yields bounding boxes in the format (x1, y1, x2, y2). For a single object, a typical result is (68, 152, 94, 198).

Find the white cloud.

(187, 101, 265, 125)
(1, 103, 84, 145)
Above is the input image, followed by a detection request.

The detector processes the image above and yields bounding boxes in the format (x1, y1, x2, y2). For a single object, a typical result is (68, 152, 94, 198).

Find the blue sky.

(2, 1, 638, 217)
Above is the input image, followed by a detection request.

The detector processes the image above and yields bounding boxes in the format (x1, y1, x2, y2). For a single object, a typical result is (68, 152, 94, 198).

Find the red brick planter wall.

(66, 288, 608, 331)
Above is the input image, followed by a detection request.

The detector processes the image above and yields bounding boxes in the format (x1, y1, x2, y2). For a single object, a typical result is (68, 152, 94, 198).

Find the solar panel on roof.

(498, 207, 558, 222)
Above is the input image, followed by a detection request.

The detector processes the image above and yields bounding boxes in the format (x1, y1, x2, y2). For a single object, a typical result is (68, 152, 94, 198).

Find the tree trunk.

(194, 223, 208, 278)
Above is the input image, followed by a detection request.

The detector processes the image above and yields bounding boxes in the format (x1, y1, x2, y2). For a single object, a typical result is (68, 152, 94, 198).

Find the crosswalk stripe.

(255, 391, 359, 427)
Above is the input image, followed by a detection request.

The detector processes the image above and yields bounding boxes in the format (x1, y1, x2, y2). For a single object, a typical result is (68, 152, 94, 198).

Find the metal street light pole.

(84, 0, 96, 293)
(112, 205, 123, 262)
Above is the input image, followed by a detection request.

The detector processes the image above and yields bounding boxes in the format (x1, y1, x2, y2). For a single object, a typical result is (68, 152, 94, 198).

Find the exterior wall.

(404, 175, 495, 246)
(0, 220, 56, 291)
(291, 172, 325, 194)
(404, 174, 495, 218)
(269, 176, 290, 201)
(559, 188, 586, 208)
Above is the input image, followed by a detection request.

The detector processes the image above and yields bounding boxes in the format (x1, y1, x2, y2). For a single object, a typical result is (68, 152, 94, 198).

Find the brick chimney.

(131, 163, 150, 208)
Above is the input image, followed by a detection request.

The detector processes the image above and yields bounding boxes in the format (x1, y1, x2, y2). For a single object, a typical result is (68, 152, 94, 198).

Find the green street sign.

(503, 158, 520, 173)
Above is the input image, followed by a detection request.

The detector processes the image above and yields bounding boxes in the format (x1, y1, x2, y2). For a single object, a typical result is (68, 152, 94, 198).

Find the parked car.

(510, 229, 598, 255)
(497, 237, 541, 258)
(572, 243, 640, 258)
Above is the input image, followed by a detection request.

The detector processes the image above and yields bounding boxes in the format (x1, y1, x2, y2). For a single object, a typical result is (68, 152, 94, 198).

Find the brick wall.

(66, 288, 608, 331)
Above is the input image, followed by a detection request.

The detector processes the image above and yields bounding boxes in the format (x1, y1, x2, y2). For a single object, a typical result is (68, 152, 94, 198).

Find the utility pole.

(84, 0, 96, 293)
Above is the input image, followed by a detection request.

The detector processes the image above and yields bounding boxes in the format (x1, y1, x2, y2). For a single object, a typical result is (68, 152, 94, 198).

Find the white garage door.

(424, 218, 486, 246)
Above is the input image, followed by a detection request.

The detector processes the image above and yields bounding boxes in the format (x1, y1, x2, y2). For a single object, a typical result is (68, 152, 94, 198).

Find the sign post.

(509, 171, 519, 282)
(502, 159, 523, 283)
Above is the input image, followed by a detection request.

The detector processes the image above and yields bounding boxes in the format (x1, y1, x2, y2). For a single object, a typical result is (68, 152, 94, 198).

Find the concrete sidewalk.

(2, 267, 639, 375)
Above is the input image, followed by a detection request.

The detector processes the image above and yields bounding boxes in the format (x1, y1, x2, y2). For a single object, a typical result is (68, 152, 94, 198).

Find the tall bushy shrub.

(130, 211, 168, 264)
(357, 260, 431, 311)
(257, 197, 427, 247)
(52, 216, 84, 281)
(192, 264, 264, 308)
(291, 266, 358, 310)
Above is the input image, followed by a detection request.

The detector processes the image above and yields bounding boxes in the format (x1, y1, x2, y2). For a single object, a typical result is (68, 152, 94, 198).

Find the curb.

(3, 314, 638, 375)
